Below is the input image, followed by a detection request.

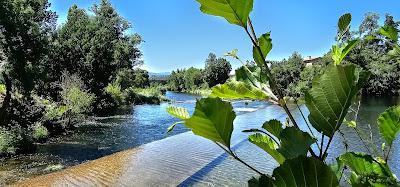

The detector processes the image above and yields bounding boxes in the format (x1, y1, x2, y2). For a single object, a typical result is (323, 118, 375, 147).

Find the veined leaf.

(249, 156, 339, 187)
(377, 105, 400, 146)
(253, 32, 272, 67)
(379, 25, 398, 42)
(338, 13, 352, 37)
(339, 152, 398, 186)
(196, 0, 253, 28)
(277, 127, 316, 159)
(236, 65, 268, 88)
(305, 65, 370, 137)
(262, 119, 283, 138)
(166, 106, 190, 120)
(249, 133, 285, 164)
(210, 81, 269, 100)
(185, 97, 235, 148)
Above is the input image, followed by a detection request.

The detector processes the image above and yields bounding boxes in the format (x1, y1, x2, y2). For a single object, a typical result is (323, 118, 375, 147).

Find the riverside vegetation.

(168, 0, 400, 186)
(0, 0, 165, 155)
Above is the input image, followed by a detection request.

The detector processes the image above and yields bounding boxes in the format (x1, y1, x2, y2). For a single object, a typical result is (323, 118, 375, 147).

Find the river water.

(0, 92, 399, 186)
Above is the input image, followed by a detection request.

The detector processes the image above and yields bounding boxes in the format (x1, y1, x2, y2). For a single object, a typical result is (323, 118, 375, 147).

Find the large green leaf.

(338, 13, 352, 37)
(196, 0, 253, 28)
(210, 81, 269, 100)
(379, 25, 398, 42)
(276, 127, 315, 159)
(249, 156, 339, 187)
(249, 133, 285, 164)
(377, 105, 400, 146)
(305, 65, 370, 137)
(253, 33, 272, 67)
(185, 97, 235, 148)
(236, 65, 268, 88)
(339, 152, 398, 186)
(387, 44, 400, 60)
(262, 119, 283, 138)
(166, 106, 190, 120)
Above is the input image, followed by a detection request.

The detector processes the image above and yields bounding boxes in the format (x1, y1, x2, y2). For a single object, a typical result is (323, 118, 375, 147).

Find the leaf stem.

(245, 18, 319, 159)
(214, 142, 266, 176)
(319, 135, 324, 158)
(385, 145, 393, 162)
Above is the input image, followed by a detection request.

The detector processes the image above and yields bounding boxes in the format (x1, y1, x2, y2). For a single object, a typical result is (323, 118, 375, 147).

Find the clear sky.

(48, 0, 400, 73)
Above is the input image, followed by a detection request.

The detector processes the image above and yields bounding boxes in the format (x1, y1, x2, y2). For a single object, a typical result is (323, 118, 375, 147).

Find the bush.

(0, 84, 5, 95)
(105, 83, 124, 104)
(0, 127, 17, 155)
(114, 68, 150, 90)
(60, 72, 95, 126)
(32, 122, 49, 142)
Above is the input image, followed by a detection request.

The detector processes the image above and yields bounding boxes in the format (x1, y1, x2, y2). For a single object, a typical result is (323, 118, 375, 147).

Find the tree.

(359, 12, 380, 36)
(204, 53, 232, 87)
(0, 0, 56, 95)
(271, 52, 305, 97)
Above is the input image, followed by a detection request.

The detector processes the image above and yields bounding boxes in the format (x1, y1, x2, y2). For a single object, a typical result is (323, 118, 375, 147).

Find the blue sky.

(48, 0, 400, 72)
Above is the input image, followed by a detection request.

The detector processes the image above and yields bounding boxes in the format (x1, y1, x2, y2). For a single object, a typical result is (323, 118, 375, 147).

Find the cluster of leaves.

(167, 0, 400, 186)
(167, 53, 231, 92)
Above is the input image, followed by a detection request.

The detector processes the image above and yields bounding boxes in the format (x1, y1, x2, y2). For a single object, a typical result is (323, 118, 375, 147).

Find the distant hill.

(148, 72, 171, 76)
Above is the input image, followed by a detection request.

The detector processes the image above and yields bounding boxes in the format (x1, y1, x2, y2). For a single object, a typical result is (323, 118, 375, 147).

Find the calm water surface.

(0, 92, 399, 185)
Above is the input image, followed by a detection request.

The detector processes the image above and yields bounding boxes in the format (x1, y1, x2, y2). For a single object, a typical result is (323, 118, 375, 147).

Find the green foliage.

(196, 0, 253, 28)
(32, 122, 49, 142)
(168, 67, 206, 92)
(105, 83, 124, 104)
(253, 33, 272, 67)
(184, 97, 235, 148)
(204, 53, 232, 87)
(248, 133, 285, 164)
(0, 84, 5, 95)
(167, 2, 400, 186)
(276, 127, 315, 159)
(305, 64, 370, 137)
(250, 157, 339, 187)
(210, 81, 269, 100)
(0, 0, 56, 94)
(0, 127, 17, 155)
(271, 52, 305, 97)
(377, 105, 400, 146)
(332, 39, 360, 65)
(114, 68, 150, 90)
(339, 152, 398, 186)
(379, 25, 398, 42)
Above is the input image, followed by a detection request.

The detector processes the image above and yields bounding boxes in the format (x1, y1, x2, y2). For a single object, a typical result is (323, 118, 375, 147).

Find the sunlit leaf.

(196, 0, 253, 28)
(236, 65, 268, 88)
(262, 119, 283, 138)
(344, 119, 357, 128)
(166, 106, 190, 120)
(332, 39, 359, 65)
(377, 105, 400, 146)
(224, 49, 239, 59)
(338, 13, 352, 37)
(276, 127, 316, 159)
(387, 44, 400, 60)
(248, 156, 339, 187)
(305, 65, 370, 137)
(379, 25, 398, 42)
(167, 121, 184, 133)
(249, 133, 285, 164)
(339, 152, 398, 186)
(185, 97, 235, 148)
(210, 81, 269, 100)
(253, 32, 272, 67)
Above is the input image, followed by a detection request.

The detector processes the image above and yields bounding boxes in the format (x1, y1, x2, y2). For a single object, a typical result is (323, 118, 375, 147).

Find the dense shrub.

(168, 67, 206, 92)
(114, 68, 150, 90)
(32, 122, 49, 142)
(204, 53, 232, 87)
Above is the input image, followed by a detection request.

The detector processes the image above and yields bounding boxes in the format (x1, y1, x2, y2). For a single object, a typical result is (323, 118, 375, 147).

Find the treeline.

(167, 53, 232, 93)
(0, 0, 157, 154)
(271, 13, 400, 98)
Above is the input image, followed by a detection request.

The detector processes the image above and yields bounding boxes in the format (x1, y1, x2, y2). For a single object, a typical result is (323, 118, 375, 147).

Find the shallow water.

(1, 92, 399, 186)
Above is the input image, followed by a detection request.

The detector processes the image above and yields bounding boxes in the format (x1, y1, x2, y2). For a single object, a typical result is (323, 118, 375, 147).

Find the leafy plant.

(167, 0, 400, 186)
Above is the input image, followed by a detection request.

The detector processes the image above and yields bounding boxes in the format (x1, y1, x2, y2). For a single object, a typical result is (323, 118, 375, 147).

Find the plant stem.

(322, 136, 333, 159)
(214, 142, 266, 176)
(385, 145, 393, 162)
(245, 18, 319, 159)
(319, 135, 324, 158)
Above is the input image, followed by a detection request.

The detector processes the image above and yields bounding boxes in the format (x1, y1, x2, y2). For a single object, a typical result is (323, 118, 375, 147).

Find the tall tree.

(204, 53, 232, 87)
(359, 12, 380, 36)
(0, 0, 56, 95)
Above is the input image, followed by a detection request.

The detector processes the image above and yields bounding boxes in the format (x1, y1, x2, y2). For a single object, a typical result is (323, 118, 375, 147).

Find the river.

(0, 92, 399, 186)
